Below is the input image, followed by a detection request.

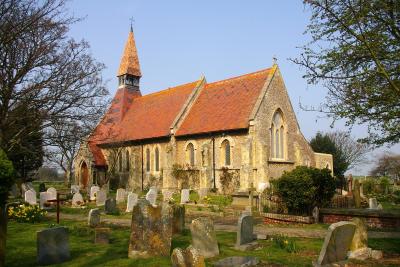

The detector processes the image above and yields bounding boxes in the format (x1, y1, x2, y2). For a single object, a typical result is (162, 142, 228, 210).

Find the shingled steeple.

(117, 27, 141, 91)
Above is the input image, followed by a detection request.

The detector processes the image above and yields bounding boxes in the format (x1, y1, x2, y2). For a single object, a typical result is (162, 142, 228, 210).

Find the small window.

(186, 143, 195, 166)
(155, 147, 160, 171)
(146, 148, 150, 172)
(222, 139, 231, 166)
(126, 150, 130, 171)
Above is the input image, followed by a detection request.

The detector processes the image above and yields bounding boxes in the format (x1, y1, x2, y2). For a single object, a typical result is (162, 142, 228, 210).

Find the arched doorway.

(80, 161, 89, 188)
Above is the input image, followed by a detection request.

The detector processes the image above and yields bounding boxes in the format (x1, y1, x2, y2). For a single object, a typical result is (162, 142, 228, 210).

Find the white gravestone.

(257, 182, 270, 193)
(71, 185, 80, 194)
(21, 182, 34, 195)
(40, 192, 52, 209)
(96, 190, 107, 206)
(25, 189, 37, 205)
(47, 187, 57, 200)
(72, 193, 84, 207)
(368, 198, 378, 209)
(180, 189, 190, 204)
(116, 188, 126, 203)
(90, 186, 100, 201)
(126, 193, 138, 212)
(145, 187, 158, 206)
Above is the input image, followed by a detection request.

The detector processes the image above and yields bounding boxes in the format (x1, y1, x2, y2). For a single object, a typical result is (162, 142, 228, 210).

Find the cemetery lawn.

(6, 219, 400, 267)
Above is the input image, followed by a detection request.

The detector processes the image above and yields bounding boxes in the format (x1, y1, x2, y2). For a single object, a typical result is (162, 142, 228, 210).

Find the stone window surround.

(269, 108, 287, 161)
(154, 145, 161, 173)
(184, 140, 198, 167)
(218, 136, 235, 167)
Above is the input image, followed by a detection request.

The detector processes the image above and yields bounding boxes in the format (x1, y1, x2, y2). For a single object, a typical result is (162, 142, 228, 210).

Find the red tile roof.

(175, 68, 272, 136)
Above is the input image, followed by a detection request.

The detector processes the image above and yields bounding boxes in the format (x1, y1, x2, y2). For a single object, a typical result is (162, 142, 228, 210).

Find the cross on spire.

(129, 17, 135, 32)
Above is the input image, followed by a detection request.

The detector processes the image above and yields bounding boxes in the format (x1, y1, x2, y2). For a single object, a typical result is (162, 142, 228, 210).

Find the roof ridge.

(206, 67, 272, 86)
(138, 80, 198, 99)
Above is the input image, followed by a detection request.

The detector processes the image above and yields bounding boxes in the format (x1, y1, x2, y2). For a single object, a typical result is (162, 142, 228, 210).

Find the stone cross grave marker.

(96, 189, 107, 206)
(236, 213, 255, 248)
(47, 187, 57, 200)
(313, 221, 356, 266)
(48, 192, 67, 224)
(190, 217, 219, 258)
(39, 192, 52, 209)
(128, 199, 173, 259)
(88, 208, 101, 228)
(37, 226, 70, 265)
(116, 188, 126, 203)
(146, 187, 158, 206)
(126, 192, 138, 212)
(71, 185, 80, 194)
(25, 189, 37, 205)
(90, 185, 100, 201)
(72, 192, 84, 207)
(180, 189, 190, 204)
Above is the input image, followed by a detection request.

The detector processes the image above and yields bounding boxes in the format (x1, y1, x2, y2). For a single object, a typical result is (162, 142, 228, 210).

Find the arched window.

(222, 139, 231, 166)
(271, 110, 285, 159)
(155, 147, 160, 171)
(126, 150, 130, 171)
(146, 148, 150, 172)
(186, 143, 195, 166)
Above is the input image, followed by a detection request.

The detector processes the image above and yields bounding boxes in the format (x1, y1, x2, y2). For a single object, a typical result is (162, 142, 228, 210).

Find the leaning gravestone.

(88, 208, 101, 227)
(235, 213, 256, 249)
(116, 188, 126, 203)
(172, 204, 185, 234)
(145, 187, 158, 206)
(25, 189, 37, 205)
(128, 199, 173, 259)
(190, 217, 219, 258)
(71, 185, 80, 194)
(96, 189, 107, 206)
(313, 221, 356, 267)
(105, 198, 117, 214)
(180, 189, 190, 204)
(37, 226, 70, 265)
(171, 245, 205, 267)
(90, 185, 100, 201)
(126, 192, 138, 212)
(72, 192, 84, 207)
(47, 187, 57, 200)
(39, 183, 46, 193)
(39, 192, 52, 209)
(368, 198, 378, 209)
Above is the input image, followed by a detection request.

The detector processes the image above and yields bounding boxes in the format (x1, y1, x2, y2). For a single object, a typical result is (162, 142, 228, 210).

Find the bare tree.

(370, 153, 400, 180)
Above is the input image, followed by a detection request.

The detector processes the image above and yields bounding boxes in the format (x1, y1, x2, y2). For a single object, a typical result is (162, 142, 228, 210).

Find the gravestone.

(312, 206, 319, 223)
(88, 208, 101, 227)
(90, 185, 100, 201)
(47, 187, 57, 200)
(353, 180, 361, 208)
(350, 218, 368, 251)
(214, 256, 260, 267)
(181, 189, 190, 204)
(377, 203, 383, 210)
(313, 221, 356, 266)
(172, 204, 185, 234)
(25, 189, 37, 205)
(72, 192, 84, 207)
(95, 228, 110, 244)
(71, 185, 80, 194)
(96, 189, 107, 206)
(128, 199, 173, 259)
(126, 192, 138, 212)
(190, 217, 219, 258)
(116, 188, 126, 203)
(368, 198, 378, 209)
(105, 198, 117, 214)
(235, 213, 256, 249)
(171, 245, 205, 267)
(145, 187, 158, 206)
(21, 182, 34, 195)
(37, 226, 70, 265)
(10, 184, 20, 198)
(39, 192, 52, 209)
(162, 189, 174, 202)
(39, 183, 46, 193)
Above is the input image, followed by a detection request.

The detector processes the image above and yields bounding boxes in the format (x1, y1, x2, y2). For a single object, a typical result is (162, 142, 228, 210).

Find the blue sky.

(67, 0, 399, 175)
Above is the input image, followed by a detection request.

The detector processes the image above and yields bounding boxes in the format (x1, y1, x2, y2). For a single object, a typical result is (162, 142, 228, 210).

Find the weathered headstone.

(128, 199, 173, 259)
(145, 187, 158, 206)
(39, 192, 52, 209)
(88, 208, 101, 227)
(172, 204, 185, 235)
(354, 180, 361, 208)
(90, 185, 100, 201)
(350, 218, 368, 252)
(71, 185, 80, 194)
(171, 245, 205, 267)
(105, 198, 117, 214)
(96, 189, 107, 206)
(25, 189, 37, 205)
(181, 189, 190, 204)
(190, 217, 219, 258)
(72, 192, 84, 207)
(368, 198, 378, 209)
(47, 187, 57, 200)
(312, 206, 319, 223)
(126, 192, 138, 212)
(313, 221, 356, 266)
(235, 213, 256, 249)
(116, 188, 126, 203)
(39, 183, 46, 193)
(95, 228, 110, 244)
(214, 256, 260, 267)
(37, 227, 70, 265)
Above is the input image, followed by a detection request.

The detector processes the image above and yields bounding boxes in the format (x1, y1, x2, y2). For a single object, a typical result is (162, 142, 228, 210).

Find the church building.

(74, 28, 333, 193)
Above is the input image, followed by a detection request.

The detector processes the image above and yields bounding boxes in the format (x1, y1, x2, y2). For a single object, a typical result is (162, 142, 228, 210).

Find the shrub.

(8, 204, 46, 223)
(275, 166, 336, 215)
(363, 178, 375, 195)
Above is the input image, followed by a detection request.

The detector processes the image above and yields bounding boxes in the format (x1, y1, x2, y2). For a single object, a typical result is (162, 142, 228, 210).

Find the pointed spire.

(118, 29, 141, 77)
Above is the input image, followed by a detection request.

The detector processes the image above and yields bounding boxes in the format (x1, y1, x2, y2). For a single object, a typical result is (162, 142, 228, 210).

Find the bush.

(363, 178, 375, 195)
(8, 204, 46, 223)
(275, 166, 336, 215)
